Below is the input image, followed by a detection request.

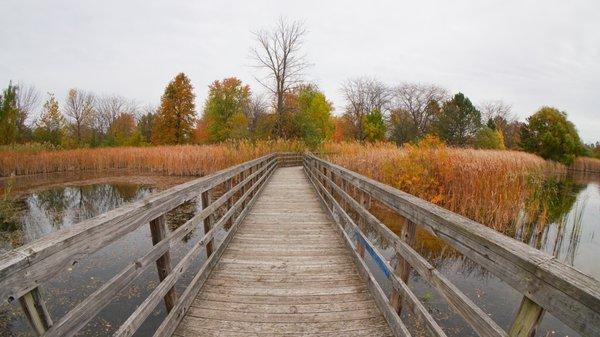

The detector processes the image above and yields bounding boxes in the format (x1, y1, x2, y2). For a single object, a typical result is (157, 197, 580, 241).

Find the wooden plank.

(149, 215, 177, 312)
(390, 219, 416, 313)
(307, 164, 434, 337)
(508, 296, 545, 337)
(201, 190, 214, 257)
(0, 154, 276, 302)
(306, 154, 600, 336)
(115, 161, 277, 337)
(152, 162, 277, 337)
(172, 167, 393, 337)
(309, 157, 506, 337)
(42, 160, 276, 337)
(18, 288, 52, 336)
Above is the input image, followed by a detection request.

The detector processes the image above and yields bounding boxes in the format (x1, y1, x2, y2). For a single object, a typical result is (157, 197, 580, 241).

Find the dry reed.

(570, 157, 600, 173)
(323, 138, 564, 230)
(0, 140, 306, 177)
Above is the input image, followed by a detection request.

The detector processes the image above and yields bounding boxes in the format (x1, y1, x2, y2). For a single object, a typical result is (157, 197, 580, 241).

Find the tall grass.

(323, 137, 564, 230)
(570, 157, 600, 173)
(0, 140, 306, 177)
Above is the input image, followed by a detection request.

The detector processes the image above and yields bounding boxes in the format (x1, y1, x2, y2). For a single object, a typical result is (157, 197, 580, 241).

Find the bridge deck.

(174, 166, 393, 337)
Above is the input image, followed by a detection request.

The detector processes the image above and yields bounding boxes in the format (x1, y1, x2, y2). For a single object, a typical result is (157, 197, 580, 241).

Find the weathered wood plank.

(0, 154, 276, 302)
(309, 157, 506, 337)
(172, 167, 393, 337)
(308, 154, 600, 337)
(153, 162, 276, 337)
(149, 215, 176, 312)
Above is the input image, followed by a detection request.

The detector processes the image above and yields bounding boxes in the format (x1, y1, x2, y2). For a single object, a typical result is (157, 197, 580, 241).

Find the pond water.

(0, 171, 598, 337)
(366, 172, 600, 337)
(0, 175, 230, 337)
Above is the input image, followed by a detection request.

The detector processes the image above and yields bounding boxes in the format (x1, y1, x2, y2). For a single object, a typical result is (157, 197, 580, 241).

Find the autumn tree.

(362, 109, 386, 142)
(520, 107, 583, 164)
(33, 93, 65, 145)
(0, 83, 20, 145)
(63, 88, 96, 145)
(433, 93, 481, 146)
(202, 77, 251, 142)
(106, 113, 140, 146)
(96, 95, 137, 135)
(341, 77, 391, 140)
(474, 127, 505, 149)
(391, 83, 447, 141)
(294, 85, 334, 147)
(252, 18, 309, 138)
(152, 73, 196, 144)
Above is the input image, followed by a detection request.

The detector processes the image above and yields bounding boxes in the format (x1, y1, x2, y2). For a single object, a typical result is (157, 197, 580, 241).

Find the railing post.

(390, 219, 416, 313)
(201, 190, 214, 257)
(508, 296, 545, 337)
(149, 214, 177, 312)
(19, 287, 53, 336)
(225, 178, 233, 230)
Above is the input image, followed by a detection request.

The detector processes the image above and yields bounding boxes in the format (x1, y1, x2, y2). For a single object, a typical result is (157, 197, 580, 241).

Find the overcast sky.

(1, 0, 598, 142)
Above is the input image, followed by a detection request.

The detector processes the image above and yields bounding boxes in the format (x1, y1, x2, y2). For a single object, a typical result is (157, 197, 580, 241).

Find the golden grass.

(323, 138, 564, 230)
(571, 156, 600, 173)
(0, 140, 306, 177)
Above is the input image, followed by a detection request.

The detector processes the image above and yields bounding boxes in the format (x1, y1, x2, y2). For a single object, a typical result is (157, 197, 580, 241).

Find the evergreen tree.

(152, 73, 196, 144)
(0, 83, 20, 145)
(434, 93, 481, 145)
(33, 93, 65, 145)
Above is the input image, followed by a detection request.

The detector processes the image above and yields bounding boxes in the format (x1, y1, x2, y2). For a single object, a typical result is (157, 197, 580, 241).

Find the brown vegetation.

(0, 140, 305, 177)
(324, 137, 564, 230)
(570, 156, 600, 173)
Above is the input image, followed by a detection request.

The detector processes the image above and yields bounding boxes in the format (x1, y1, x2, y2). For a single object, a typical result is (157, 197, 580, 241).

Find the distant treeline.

(0, 18, 598, 165)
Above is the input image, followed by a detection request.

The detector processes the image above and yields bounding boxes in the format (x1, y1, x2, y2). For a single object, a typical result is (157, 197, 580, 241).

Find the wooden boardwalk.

(174, 167, 393, 337)
(2, 153, 598, 337)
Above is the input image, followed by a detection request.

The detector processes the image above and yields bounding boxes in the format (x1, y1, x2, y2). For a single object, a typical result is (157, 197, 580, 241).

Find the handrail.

(0, 153, 282, 337)
(303, 153, 600, 337)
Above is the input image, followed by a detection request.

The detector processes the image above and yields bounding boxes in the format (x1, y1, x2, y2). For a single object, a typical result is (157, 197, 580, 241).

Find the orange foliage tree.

(152, 73, 196, 144)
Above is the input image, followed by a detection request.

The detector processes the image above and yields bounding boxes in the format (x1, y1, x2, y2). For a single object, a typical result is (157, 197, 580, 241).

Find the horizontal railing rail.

(303, 153, 600, 337)
(0, 153, 284, 337)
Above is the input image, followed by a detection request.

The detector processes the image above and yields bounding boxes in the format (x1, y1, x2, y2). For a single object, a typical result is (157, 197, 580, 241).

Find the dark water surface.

(1, 172, 599, 337)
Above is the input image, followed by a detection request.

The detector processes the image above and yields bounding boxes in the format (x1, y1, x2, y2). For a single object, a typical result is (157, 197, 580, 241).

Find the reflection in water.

(0, 181, 208, 337)
(363, 173, 599, 337)
(20, 184, 153, 244)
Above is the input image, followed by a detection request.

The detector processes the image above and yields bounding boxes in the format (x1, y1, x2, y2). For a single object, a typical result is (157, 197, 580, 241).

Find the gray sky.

(1, 0, 599, 142)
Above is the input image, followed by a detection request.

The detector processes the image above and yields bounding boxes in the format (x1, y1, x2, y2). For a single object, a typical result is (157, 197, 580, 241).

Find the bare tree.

(245, 94, 270, 133)
(340, 77, 391, 140)
(391, 83, 448, 138)
(251, 17, 310, 137)
(63, 88, 96, 143)
(479, 100, 514, 124)
(96, 94, 138, 133)
(15, 83, 40, 132)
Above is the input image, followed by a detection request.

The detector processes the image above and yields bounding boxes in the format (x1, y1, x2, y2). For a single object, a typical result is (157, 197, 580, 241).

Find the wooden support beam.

(508, 296, 544, 337)
(19, 287, 53, 336)
(224, 178, 233, 230)
(149, 215, 177, 312)
(390, 219, 416, 313)
(201, 190, 214, 257)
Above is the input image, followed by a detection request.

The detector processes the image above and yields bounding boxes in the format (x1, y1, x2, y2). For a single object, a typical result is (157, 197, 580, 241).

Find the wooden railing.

(304, 154, 600, 337)
(0, 153, 279, 337)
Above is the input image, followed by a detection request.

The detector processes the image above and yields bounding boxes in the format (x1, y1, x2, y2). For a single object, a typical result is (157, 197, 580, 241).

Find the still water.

(368, 173, 600, 337)
(0, 173, 598, 337)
